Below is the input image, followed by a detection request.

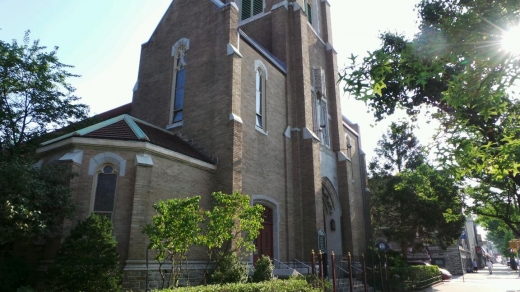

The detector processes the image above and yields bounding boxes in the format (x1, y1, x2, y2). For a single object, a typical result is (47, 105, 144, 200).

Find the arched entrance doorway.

(254, 205, 273, 263)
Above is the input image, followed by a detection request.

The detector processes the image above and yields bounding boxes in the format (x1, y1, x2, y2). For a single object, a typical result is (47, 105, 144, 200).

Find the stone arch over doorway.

(251, 195, 280, 262)
(322, 177, 343, 256)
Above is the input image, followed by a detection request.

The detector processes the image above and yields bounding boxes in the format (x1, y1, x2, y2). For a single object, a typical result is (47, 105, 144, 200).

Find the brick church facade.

(37, 0, 371, 288)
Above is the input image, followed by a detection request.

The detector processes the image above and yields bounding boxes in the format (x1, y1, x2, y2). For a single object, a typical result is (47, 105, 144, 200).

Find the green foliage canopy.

(370, 122, 464, 253)
(142, 196, 203, 287)
(0, 157, 75, 249)
(0, 31, 88, 153)
(342, 0, 520, 237)
(47, 214, 122, 292)
(142, 192, 264, 287)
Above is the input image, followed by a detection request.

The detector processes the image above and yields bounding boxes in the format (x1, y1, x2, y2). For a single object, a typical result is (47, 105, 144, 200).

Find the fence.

(310, 250, 442, 292)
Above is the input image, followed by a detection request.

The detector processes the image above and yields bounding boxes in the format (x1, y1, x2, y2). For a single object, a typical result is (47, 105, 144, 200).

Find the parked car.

(407, 261, 453, 280)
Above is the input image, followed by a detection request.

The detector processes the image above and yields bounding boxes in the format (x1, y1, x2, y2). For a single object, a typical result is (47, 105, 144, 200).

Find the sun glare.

(502, 25, 520, 54)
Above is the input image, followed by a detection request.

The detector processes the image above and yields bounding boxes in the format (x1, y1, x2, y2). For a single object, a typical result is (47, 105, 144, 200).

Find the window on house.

(93, 165, 117, 219)
(254, 61, 268, 131)
(242, 0, 263, 20)
(306, 1, 312, 24)
(312, 68, 329, 147)
(319, 99, 330, 146)
(256, 68, 264, 128)
(171, 44, 187, 124)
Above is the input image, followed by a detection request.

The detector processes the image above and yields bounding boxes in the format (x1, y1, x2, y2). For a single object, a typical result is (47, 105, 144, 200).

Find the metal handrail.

(272, 258, 292, 269)
(340, 260, 364, 273)
(271, 258, 304, 276)
(335, 264, 350, 275)
(291, 259, 312, 275)
(292, 258, 312, 269)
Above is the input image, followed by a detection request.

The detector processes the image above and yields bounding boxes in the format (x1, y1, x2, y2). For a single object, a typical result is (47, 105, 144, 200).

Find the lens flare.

(502, 25, 520, 54)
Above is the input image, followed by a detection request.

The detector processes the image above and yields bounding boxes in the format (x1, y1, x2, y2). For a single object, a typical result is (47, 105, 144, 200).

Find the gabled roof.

(41, 114, 215, 164)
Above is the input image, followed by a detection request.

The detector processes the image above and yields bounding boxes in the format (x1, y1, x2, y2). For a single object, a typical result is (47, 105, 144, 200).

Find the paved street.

(421, 264, 520, 292)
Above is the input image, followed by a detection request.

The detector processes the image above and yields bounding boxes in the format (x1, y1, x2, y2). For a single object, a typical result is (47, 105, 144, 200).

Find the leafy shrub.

(304, 274, 333, 292)
(46, 214, 122, 292)
(252, 255, 274, 282)
(210, 253, 249, 284)
(389, 265, 441, 291)
(156, 277, 322, 292)
(0, 255, 30, 292)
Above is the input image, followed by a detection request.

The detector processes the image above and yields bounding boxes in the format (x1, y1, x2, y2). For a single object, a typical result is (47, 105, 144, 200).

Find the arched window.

(170, 38, 189, 126)
(241, 0, 263, 20)
(256, 68, 264, 128)
(92, 165, 118, 219)
(254, 61, 268, 132)
(312, 68, 329, 147)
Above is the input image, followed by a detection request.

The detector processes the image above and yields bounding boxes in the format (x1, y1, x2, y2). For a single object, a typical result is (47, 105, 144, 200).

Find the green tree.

(142, 196, 203, 288)
(0, 31, 89, 251)
(476, 217, 515, 256)
(201, 191, 264, 284)
(0, 157, 75, 251)
(47, 214, 122, 292)
(341, 0, 520, 237)
(370, 122, 464, 256)
(0, 31, 88, 153)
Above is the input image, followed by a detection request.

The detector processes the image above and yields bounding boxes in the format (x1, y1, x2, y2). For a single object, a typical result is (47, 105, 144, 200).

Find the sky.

(0, 0, 434, 163)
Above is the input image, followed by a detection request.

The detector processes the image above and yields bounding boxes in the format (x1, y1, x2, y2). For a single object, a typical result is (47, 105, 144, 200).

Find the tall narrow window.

(254, 61, 268, 132)
(306, 1, 312, 24)
(256, 69, 264, 128)
(319, 99, 330, 147)
(93, 165, 117, 219)
(171, 46, 187, 124)
(312, 68, 329, 147)
(241, 0, 263, 20)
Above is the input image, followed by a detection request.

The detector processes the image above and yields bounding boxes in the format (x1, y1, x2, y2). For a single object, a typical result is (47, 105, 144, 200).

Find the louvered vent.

(242, 0, 252, 20)
(252, 0, 263, 16)
(242, 0, 263, 20)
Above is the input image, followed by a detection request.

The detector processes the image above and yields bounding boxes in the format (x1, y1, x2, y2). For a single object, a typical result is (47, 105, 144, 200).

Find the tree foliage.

(47, 214, 122, 292)
(476, 217, 515, 256)
(0, 31, 90, 251)
(0, 157, 75, 250)
(202, 192, 264, 283)
(370, 122, 464, 255)
(0, 31, 88, 153)
(342, 0, 520, 237)
(142, 192, 264, 287)
(142, 196, 203, 288)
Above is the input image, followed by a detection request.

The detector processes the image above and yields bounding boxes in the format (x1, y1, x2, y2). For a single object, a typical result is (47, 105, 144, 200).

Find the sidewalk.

(420, 263, 520, 292)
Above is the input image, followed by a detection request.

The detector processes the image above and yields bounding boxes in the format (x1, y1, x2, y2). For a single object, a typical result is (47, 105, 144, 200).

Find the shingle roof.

(41, 114, 215, 164)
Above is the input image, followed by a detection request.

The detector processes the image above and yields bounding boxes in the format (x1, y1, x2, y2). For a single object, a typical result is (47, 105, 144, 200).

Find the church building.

(36, 0, 371, 288)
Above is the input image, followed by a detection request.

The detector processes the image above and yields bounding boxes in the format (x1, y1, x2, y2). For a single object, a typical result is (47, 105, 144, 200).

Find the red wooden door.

(254, 206, 273, 263)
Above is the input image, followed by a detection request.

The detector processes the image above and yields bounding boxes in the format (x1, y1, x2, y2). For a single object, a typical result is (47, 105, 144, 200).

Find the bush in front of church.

(252, 255, 274, 282)
(46, 214, 122, 292)
(157, 277, 322, 292)
(210, 252, 249, 284)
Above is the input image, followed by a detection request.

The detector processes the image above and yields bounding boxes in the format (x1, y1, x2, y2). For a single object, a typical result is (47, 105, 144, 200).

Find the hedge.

(155, 277, 322, 292)
(388, 265, 442, 291)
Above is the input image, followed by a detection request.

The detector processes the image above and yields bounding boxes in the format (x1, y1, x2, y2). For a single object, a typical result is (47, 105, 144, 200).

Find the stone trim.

(38, 137, 217, 172)
(59, 150, 84, 164)
(89, 152, 127, 176)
